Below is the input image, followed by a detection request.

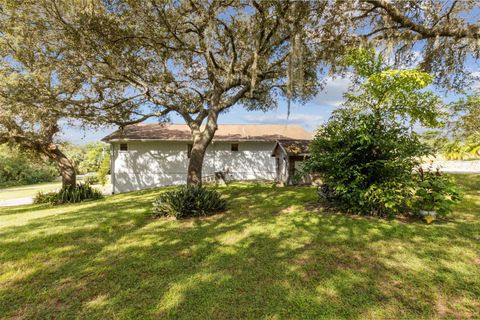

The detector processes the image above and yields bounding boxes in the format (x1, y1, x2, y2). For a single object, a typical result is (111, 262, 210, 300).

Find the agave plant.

(34, 183, 103, 205)
(152, 185, 227, 219)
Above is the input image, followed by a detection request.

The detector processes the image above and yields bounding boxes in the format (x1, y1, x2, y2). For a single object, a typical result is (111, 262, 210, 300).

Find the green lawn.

(0, 182, 61, 201)
(0, 176, 479, 319)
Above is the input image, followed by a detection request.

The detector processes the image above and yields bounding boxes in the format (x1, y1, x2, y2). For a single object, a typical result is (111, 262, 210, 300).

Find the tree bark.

(186, 112, 219, 185)
(187, 137, 208, 185)
(45, 144, 77, 188)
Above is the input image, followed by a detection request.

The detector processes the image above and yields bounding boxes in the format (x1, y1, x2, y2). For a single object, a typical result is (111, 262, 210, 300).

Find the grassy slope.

(0, 176, 479, 319)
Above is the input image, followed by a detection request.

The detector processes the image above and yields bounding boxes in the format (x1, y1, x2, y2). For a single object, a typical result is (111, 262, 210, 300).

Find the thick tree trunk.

(45, 144, 77, 188)
(186, 113, 218, 185)
(187, 138, 208, 185)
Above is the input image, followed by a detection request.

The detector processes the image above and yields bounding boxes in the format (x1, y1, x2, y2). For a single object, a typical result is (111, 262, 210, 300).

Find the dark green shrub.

(96, 154, 110, 186)
(33, 183, 103, 205)
(413, 169, 462, 216)
(57, 183, 103, 204)
(152, 185, 227, 219)
(0, 146, 57, 187)
(33, 191, 59, 205)
(304, 49, 456, 219)
(305, 109, 428, 217)
(84, 175, 99, 185)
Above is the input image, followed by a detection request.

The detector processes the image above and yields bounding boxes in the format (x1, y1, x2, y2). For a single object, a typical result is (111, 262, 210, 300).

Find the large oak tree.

(43, 0, 326, 184)
(0, 4, 84, 187)
(1, 0, 478, 185)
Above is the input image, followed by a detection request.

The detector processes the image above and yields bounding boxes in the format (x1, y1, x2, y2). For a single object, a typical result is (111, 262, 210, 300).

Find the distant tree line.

(0, 143, 109, 187)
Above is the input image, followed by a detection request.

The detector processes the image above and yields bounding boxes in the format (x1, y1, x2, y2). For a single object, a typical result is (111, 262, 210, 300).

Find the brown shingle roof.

(102, 124, 312, 142)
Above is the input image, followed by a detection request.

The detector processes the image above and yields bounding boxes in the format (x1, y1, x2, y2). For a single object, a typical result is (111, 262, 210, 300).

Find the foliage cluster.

(305, 49, 461, 218)
(152, 185, 227, 219)
(33, 183, 103, 205)
(83, 175, 99, 185)
(306, 109, 428, 217)
(82, 153, 110, 186)
(0, 146, 58, 187)
(442, 135, 480, 160)
(308, 110, 462, 218)
(421, 131, 480, 160)
(96, 154, 111, 186)
(63, 142, 109, 175)
(413, 168, 462, 215)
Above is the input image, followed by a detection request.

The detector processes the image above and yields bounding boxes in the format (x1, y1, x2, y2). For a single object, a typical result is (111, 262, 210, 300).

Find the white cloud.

(313, 75, 351, 107)
(242, 113, 323, 131)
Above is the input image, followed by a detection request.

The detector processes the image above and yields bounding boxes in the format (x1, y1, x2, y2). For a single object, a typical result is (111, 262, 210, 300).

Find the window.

(231, 143, 239, 152)
(119, 143, 128, 152)
(187, 144, 193, 158)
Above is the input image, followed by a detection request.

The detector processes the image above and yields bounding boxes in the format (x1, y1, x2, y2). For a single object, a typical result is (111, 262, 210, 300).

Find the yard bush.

(96, 153, 110, 186)
(305, 48, 460, 219)
(83, 175, 99, 185)
(0, 146, 58, 187)
(413, 168, 462, 216)
(34, 183, 103, 205)
(33, 191, 60, 205)
(306, 109, 427, 217)
(152, 185, 227, 219)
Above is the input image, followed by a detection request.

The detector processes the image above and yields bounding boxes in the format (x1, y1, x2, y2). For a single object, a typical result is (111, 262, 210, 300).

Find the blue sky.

(62, 68, 479, 145)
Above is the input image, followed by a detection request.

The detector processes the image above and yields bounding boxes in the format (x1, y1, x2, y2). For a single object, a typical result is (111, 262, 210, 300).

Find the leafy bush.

(96, 153, 110, 186)
(78, 142, 109, 174)
(305, 109, 428, 217)
(0, 146, 57, 187)
(152, 185, 227, 219)
(84, 175, 99, 185)
(304, 49, 459, 219)
(33, 183, 103, 205)
(413, 169, 462, 216)
(33, 191, 60, 205)
(317, 184, 336, 202)
(363, 181, 414, 217)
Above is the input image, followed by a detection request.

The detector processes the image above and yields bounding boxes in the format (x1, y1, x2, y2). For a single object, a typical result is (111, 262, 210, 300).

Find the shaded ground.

(0, 176, 479, 319)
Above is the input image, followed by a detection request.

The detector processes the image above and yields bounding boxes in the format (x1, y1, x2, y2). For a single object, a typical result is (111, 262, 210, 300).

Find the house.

(102, 124, 312, 193)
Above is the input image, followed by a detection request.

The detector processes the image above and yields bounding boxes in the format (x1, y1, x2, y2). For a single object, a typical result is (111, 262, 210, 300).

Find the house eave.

(103, 138, 281, 143)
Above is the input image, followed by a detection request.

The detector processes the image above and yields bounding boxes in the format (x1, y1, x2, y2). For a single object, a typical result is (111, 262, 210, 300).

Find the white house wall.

(112, 140, 276, 193)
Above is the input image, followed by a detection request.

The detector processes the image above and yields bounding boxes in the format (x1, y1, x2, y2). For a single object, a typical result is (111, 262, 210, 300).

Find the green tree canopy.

(344, 48, 444, 129)
(305, 49, 455, 217)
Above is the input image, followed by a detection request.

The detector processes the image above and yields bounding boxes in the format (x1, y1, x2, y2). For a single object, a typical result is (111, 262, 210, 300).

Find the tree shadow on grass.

(0, 183, 479, 319)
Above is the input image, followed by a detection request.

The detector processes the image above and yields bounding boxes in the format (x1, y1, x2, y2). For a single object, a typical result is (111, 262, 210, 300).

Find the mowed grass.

(0, 182, 61, 201)
(0, 176, 479, 319)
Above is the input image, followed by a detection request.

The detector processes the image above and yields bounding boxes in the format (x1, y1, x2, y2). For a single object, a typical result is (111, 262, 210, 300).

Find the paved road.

(0, 197, 34, 207)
